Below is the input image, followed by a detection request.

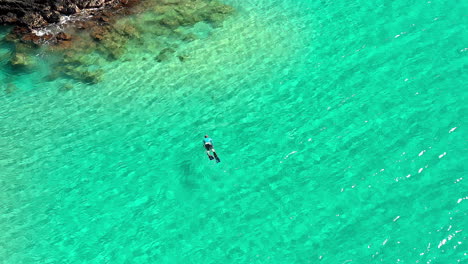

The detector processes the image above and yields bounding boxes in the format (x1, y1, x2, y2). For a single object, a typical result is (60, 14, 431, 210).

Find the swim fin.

(208, 154, 214, 160)
(213, 152, 221, 163)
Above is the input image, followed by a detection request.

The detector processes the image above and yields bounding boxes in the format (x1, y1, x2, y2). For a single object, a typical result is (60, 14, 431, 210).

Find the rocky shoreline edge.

(1, 0, 234, 86)
(1, 0, 141, 45)
(0, 0, 125, 27)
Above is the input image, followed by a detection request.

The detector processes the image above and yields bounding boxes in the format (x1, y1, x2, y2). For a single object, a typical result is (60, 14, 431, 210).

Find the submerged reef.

(0, 0, 234, 85)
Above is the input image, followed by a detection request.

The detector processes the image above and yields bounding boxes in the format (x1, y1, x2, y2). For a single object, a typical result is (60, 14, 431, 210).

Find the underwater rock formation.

(4, 83, 17, 93)
(9, 52, 30, 67)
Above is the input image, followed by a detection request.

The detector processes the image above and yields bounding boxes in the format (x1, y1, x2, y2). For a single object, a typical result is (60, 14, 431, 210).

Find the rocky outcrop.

(1, 0, 139, 47)
(9, 52, 33, 67)
(0, 0, 121, 27)
(1, 0, 235, 85)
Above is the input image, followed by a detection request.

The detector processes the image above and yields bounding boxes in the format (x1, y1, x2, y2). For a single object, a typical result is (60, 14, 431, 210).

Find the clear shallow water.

(0, 0, 467, 263)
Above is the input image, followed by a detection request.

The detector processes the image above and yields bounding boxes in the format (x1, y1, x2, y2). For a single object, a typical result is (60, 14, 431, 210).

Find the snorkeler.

(203, 135, 220, 163)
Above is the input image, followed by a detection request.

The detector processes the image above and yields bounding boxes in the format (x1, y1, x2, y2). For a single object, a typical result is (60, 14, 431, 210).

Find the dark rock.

(0, 0, 124, 30)
(76, 20, 96, 30)
(59, 83, 74, 91)
(21, 13, 47, 28)
(77, 0, 106, 8)
(56, 32, 72, 41)
(53, 37, 74, 49)
(90, 26, 109, 41)
(9, 52, 33, 67)
(120, 0, 140, 8)
(21, 32, 41, 44)
(55, 2, 80, 15)
(14, 26, 29, 34)
(177, 55, 189, 62)
(5, 83, 18, 94)
(209, 2, 235, 14)
(98, 15, 110, 23)
(102, 40, 125, 59)
(58, 64, 103, 84)
(0, 12, 18, 23)
(82, 69, 103, 83)
(21, 32, 53, 44)
(42, 10, 61, 23)
(42, 33, 54, 41)
(101, 10, 112, 17)
(155, 47, 175, 62)
(114, 24, 139, 38)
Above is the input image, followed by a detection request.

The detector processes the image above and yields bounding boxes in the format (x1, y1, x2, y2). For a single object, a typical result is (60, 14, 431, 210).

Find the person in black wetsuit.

(203, 135, 220, 162)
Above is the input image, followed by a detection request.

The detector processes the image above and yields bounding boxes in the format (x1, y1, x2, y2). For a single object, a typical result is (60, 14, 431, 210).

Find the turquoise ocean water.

(0, 0, 467, 263)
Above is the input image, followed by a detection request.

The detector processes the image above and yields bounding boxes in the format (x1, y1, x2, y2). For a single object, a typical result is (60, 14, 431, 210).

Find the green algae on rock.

(9, 52, 33, 67)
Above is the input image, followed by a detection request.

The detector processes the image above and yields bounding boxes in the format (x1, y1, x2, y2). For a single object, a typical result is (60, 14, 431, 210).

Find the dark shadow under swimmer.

(203, 135, 220, 163)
